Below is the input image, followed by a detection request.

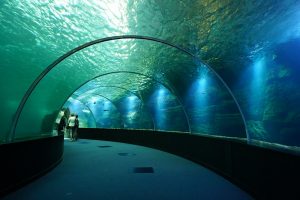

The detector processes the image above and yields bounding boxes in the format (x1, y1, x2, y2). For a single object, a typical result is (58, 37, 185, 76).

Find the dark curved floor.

(3, 139, 252, 200)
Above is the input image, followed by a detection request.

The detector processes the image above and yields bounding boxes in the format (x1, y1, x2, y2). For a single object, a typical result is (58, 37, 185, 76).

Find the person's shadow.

(41, 110, 59, 134)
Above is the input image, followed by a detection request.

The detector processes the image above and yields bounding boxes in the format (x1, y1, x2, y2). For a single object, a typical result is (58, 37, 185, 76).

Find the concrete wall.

(0, 135, 64, 197)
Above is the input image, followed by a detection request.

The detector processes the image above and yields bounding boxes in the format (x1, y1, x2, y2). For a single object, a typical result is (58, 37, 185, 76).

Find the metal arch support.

(73, 93, 125, 128)
(87, 85, 156, 131)
(9, 35, 248, 142)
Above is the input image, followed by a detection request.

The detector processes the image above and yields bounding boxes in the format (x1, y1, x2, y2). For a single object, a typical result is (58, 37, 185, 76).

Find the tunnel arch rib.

(8, 35, 248, 142)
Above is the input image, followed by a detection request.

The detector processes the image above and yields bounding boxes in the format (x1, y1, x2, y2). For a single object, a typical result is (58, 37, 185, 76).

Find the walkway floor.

(4, 139, 252, 200)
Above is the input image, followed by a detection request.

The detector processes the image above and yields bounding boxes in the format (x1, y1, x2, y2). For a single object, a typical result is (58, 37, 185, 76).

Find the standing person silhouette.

(73, 115, 79, 141)
(68, 114, 75, 141)
(58, 111, 67, 136)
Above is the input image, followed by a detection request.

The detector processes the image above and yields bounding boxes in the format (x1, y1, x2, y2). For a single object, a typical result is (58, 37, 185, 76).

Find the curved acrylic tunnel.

(0, 0, 300, 199)
(63, 98, 97, 128)
(76, 85, 156, 130)
(2, 3, 300, 199)
(73, 93, 123, 129)
(8, 37, 247, 142)
(69, 80, 155, 130)
(66, 72, 190, 132)
(71, 87, 153, 130)
(1, 0, 300, 148)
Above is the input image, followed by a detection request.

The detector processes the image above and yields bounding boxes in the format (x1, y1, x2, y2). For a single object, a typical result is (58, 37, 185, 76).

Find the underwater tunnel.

(1, 1, 300, 199)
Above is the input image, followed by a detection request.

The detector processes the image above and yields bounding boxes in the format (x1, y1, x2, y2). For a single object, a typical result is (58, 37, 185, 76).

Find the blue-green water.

(0, 0, 300, 152)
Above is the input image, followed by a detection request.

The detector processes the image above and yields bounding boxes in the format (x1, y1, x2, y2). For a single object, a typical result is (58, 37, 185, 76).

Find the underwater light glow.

(126, 95, 140, 111)
(82, 109, 90, 113)
(53, 0, 130, 32)
(251, 57, 266, 91)
(146, 86, 173, 130)
(156, 88, 167, 108)
(187, 77, 208, 97)
(97, 0, 129, 33)
(128, 96, 137, 101)
(247, 56, 267, 118)
(186, 76, 209, 110)
(198, 78, 207, 89)
(195, 78, 208, 103)
(53, 0, 68, 7)
(158, 88, 166, 96)
(102, 100, 110, 110)
(253, 57, 265, 78)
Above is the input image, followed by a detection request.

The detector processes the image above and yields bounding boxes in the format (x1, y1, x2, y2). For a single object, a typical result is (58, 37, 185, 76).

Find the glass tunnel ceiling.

(15, 38, 244, 139)
(1, 0, 300, 149)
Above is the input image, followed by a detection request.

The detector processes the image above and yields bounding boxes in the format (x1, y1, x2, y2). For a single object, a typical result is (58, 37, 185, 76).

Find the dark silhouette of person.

(58, 111, 67, 135)
(73, 115, 79, 141)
